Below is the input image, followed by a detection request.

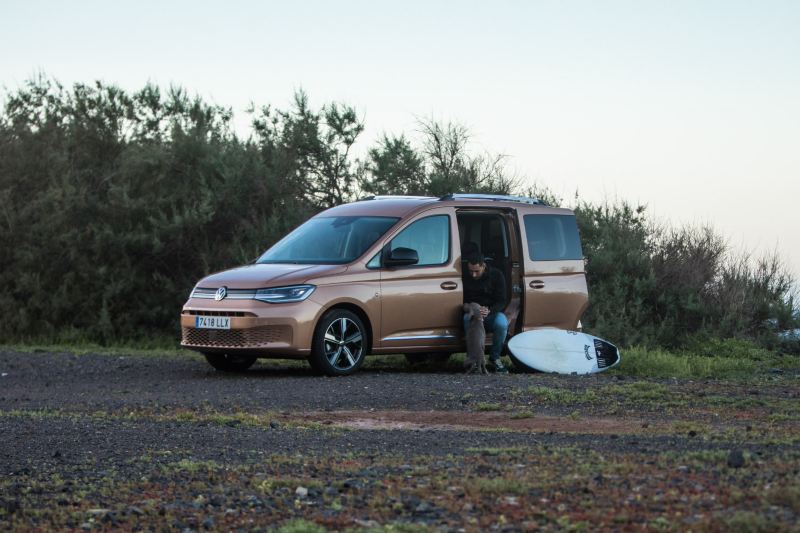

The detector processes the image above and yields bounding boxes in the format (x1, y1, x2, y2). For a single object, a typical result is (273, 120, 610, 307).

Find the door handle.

(440, 281, 458, 290)
(529, 280, 545, 289)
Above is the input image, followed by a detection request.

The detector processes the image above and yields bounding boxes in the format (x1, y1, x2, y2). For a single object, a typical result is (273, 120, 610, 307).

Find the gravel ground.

(1, 350, 798, 531)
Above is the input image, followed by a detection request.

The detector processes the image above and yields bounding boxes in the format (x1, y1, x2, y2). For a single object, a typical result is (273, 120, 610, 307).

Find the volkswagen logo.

(214, 286, 227, 301)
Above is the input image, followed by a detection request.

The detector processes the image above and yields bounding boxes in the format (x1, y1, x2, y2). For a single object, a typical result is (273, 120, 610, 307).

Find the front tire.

(204, 353, 257, 372)
(309, 309, 367, 376)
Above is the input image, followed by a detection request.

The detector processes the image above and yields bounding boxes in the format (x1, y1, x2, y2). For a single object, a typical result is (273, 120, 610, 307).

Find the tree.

(360, 134, 426, 196)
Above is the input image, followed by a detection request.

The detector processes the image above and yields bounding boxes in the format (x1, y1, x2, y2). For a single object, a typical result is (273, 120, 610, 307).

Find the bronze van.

(180, 194, 588, 375)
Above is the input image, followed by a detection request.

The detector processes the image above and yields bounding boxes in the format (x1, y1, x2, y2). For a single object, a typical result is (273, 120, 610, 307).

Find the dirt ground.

(1, 350, 798, 531)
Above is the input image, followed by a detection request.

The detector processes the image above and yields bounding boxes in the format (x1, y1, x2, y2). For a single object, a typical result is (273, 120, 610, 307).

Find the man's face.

(467, 262, 486, 279)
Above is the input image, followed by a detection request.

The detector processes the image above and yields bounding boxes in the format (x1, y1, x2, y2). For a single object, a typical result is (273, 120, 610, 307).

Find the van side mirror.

(384, 247, 419, 267)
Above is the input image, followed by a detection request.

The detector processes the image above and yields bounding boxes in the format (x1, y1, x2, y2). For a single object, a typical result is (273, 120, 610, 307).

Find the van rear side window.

(523, 215, 583, 261)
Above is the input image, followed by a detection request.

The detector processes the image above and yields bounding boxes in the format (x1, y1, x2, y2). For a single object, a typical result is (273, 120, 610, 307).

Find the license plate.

(195, 316, 231, 329)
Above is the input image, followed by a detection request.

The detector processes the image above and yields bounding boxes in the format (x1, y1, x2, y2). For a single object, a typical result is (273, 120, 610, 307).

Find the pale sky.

(3, 0, 799, 280)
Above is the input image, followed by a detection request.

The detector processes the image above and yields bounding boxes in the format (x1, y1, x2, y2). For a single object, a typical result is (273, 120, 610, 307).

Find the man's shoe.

(491, 359, 509, 374)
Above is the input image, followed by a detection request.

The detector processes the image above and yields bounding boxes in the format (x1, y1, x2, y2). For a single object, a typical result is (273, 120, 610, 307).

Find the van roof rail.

(439, 193, 546, 205)
(358, 195, 436, 201)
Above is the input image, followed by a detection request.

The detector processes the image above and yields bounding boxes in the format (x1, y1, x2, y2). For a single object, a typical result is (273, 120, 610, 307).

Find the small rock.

(269, 420, 280, 429)
(324, 486, 338, 496)
(688, 430, 697, 437)
(353, 519, 379, 528)
(88, 508, 112, 516)
(128, 506, 144, 516)
(225, 419, 241, 427)
(202, 518, 215, 530)
(727, 449, 745, 468)
(641, 422, 649, 428)
(80, 523, 92, 531)
(52, 450, 62, 459)
(295, 486, 308, 498)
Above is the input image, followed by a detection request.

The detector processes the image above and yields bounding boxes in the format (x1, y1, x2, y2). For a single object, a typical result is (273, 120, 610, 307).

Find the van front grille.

(183, 310, 251, 317)
(182, 326, 292, 348)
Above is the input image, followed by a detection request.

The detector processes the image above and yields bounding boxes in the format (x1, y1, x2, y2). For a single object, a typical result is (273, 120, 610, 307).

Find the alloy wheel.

(323, 317, 364, 371)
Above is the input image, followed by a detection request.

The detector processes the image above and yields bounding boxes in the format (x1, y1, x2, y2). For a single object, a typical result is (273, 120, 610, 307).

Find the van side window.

(389, 215, 450, 266)
(523, 215, 583, 260)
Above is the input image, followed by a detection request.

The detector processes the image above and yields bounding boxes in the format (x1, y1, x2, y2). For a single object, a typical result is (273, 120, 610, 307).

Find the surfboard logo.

(584, 344, 593, 360)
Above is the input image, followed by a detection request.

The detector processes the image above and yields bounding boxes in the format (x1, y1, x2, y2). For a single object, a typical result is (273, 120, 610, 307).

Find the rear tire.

(204, 353, 257, 372)
(309, 309, 367, 376)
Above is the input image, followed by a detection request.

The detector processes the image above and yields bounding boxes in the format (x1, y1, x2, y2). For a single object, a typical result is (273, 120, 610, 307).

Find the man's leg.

(484, 312, 509, 372)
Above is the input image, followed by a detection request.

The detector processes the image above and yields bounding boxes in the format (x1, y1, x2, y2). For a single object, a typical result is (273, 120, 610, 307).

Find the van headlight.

(255, 284, 316, 303)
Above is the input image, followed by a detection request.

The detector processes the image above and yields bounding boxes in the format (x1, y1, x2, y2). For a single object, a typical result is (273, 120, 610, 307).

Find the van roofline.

(439, 193, 547, 206)
(358, 193, 547, 206)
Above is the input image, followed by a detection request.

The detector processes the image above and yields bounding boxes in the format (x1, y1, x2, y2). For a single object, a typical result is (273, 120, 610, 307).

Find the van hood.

(197, 263, 347, 289)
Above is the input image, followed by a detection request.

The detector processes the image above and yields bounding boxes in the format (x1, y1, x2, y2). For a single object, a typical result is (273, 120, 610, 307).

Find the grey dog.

(463, 303, 489, 374)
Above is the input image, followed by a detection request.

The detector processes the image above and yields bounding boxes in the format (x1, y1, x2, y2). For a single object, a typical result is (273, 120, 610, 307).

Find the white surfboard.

(507, 329, 621, 374)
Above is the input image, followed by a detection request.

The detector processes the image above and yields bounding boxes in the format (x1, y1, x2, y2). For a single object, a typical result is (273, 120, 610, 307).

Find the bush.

(0, 75, 796, 348)
(574, 200, 797, 348)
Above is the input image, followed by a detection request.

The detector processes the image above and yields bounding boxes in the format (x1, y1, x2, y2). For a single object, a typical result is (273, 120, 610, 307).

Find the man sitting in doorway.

(462, 251, 509, 373)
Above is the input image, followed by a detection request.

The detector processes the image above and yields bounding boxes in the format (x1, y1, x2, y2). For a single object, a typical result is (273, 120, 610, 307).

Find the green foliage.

(575, 200, 798, 347)
(0, 78, 349, 342)
(0, 75, 796, 348)
(359, 118, 519, 196)
(614, 340, 797, 379)
(276, 520, 327, 533)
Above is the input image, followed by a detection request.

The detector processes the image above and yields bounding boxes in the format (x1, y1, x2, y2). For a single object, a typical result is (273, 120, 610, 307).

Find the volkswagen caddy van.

(181, 194, 588, 375)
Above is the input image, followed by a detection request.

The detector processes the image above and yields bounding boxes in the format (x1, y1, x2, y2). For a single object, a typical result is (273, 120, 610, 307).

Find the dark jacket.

(463, 265, 507, 314)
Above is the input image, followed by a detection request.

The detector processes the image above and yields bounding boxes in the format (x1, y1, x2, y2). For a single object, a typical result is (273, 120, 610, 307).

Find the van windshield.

(257, 216, 399, 265)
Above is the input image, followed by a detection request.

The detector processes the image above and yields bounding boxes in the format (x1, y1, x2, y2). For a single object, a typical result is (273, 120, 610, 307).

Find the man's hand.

(479, 306, 490, 318)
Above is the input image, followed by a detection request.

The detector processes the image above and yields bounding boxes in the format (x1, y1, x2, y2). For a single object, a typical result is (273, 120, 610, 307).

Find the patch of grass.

(602, 382, 671, 402)
(614, 342, 799, 380)
(670, 420, 708, 435)
(258, 478, 324, 493)
(510, 410, 535, 419)
(767, 412, 800, 423)
(526, 386, 597, 404)
(162, 459, 222, 474)
(0, 409, 64, 419)
(614, 346, 749, 379)
(765, 484, 800, 512)
(0, 342, 198, 359)
(474, 402, 503, 411)
(465, 477, 529, 495)
(464, 446, 527, 456)
(716, 510, 779, 533)
(276, 519, 327, 533)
